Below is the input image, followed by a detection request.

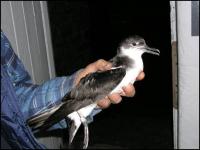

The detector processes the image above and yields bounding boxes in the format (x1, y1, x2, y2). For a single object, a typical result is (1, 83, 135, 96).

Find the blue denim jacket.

(1, 31, 101, 149)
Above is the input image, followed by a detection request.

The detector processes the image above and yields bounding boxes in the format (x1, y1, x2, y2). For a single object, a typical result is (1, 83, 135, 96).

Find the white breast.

(111, 56, 144, 94)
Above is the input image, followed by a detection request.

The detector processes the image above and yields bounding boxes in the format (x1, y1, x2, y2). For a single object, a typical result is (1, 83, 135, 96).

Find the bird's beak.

(143, 46, 160, 56)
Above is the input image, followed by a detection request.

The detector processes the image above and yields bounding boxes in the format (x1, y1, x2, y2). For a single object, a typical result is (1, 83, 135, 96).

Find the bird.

(27, 35, 160, 149)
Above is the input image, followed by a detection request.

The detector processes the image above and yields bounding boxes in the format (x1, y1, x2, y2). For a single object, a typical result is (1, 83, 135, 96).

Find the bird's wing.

(27, 67, 126, 130)
(27, 102, 64, 129)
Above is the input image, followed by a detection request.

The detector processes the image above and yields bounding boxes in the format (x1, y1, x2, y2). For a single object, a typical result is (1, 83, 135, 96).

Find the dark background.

(47, 1, 173, 148)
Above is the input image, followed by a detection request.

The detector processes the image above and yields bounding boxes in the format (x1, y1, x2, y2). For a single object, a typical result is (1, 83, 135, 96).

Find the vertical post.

(177, 1, 199, 149)
(170, 1, 178, 149)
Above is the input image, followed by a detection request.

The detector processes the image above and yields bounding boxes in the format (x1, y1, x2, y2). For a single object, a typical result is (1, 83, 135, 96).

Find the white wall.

(177, 1, 199, 149)
(1, 1, 63, 149)
(1, 1, 55, 84)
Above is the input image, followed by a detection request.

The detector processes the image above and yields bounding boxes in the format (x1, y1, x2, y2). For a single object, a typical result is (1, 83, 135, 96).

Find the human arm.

(1, 31, 82, 129)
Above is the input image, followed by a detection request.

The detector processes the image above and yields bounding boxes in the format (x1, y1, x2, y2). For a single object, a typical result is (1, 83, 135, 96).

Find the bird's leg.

(80, 117, 89, 149)
(74, 103, 98, 149)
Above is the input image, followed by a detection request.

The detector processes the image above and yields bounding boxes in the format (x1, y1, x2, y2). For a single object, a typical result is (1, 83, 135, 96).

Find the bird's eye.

(132, 42, 136, 46)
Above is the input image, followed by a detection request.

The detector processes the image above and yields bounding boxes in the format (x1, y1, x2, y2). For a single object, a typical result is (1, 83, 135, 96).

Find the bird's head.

(118, 35, 160, 57)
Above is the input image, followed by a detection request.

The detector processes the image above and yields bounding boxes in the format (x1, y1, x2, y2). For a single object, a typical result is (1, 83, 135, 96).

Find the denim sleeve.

(16, 73, 79, 127)
(1, 31, 101, 130)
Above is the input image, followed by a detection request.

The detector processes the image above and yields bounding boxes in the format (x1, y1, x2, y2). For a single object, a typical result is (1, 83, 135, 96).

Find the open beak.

(143, 46, 160, 56)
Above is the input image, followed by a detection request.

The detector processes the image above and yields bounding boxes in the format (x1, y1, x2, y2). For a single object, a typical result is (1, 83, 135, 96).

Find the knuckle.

(97, 59, 105, 64)
(111, 96, 122, 104)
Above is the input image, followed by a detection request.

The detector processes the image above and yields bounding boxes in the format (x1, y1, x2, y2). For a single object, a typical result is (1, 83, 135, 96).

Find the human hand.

(74, 59, 145, 109)
(74, 59, 112, 86)
(97, 71, 145, 109)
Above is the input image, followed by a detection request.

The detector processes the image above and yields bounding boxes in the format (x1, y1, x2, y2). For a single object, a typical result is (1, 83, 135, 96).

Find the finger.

(103, 62, 112, 70)
(94, 59, 112, 71)
(75, 60, 112, 85)
(108, 93, 122, 104)
(122, 84, 135, 97)
(136, 71, 145, 81)
(97, 98, 111, 109)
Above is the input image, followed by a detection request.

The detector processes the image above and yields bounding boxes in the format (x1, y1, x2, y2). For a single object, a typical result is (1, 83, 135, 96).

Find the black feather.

(110, 55, 134, 68)
(27, 67, 126, 130)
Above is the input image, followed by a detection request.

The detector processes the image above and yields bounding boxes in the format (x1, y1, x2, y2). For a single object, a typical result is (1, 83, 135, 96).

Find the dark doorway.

(47, 1, 173, 149)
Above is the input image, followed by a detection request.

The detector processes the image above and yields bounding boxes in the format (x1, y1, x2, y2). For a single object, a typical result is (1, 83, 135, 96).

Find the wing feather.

(27, 68, 126, 130)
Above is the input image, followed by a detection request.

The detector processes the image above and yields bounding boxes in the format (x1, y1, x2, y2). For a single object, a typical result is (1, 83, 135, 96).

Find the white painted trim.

(9, 2, 20, 57)
(177, 1, 199, 149)
(40, 1, 56, 79)
(170, 1, 178, 149)
(22, 1, 36, 82)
